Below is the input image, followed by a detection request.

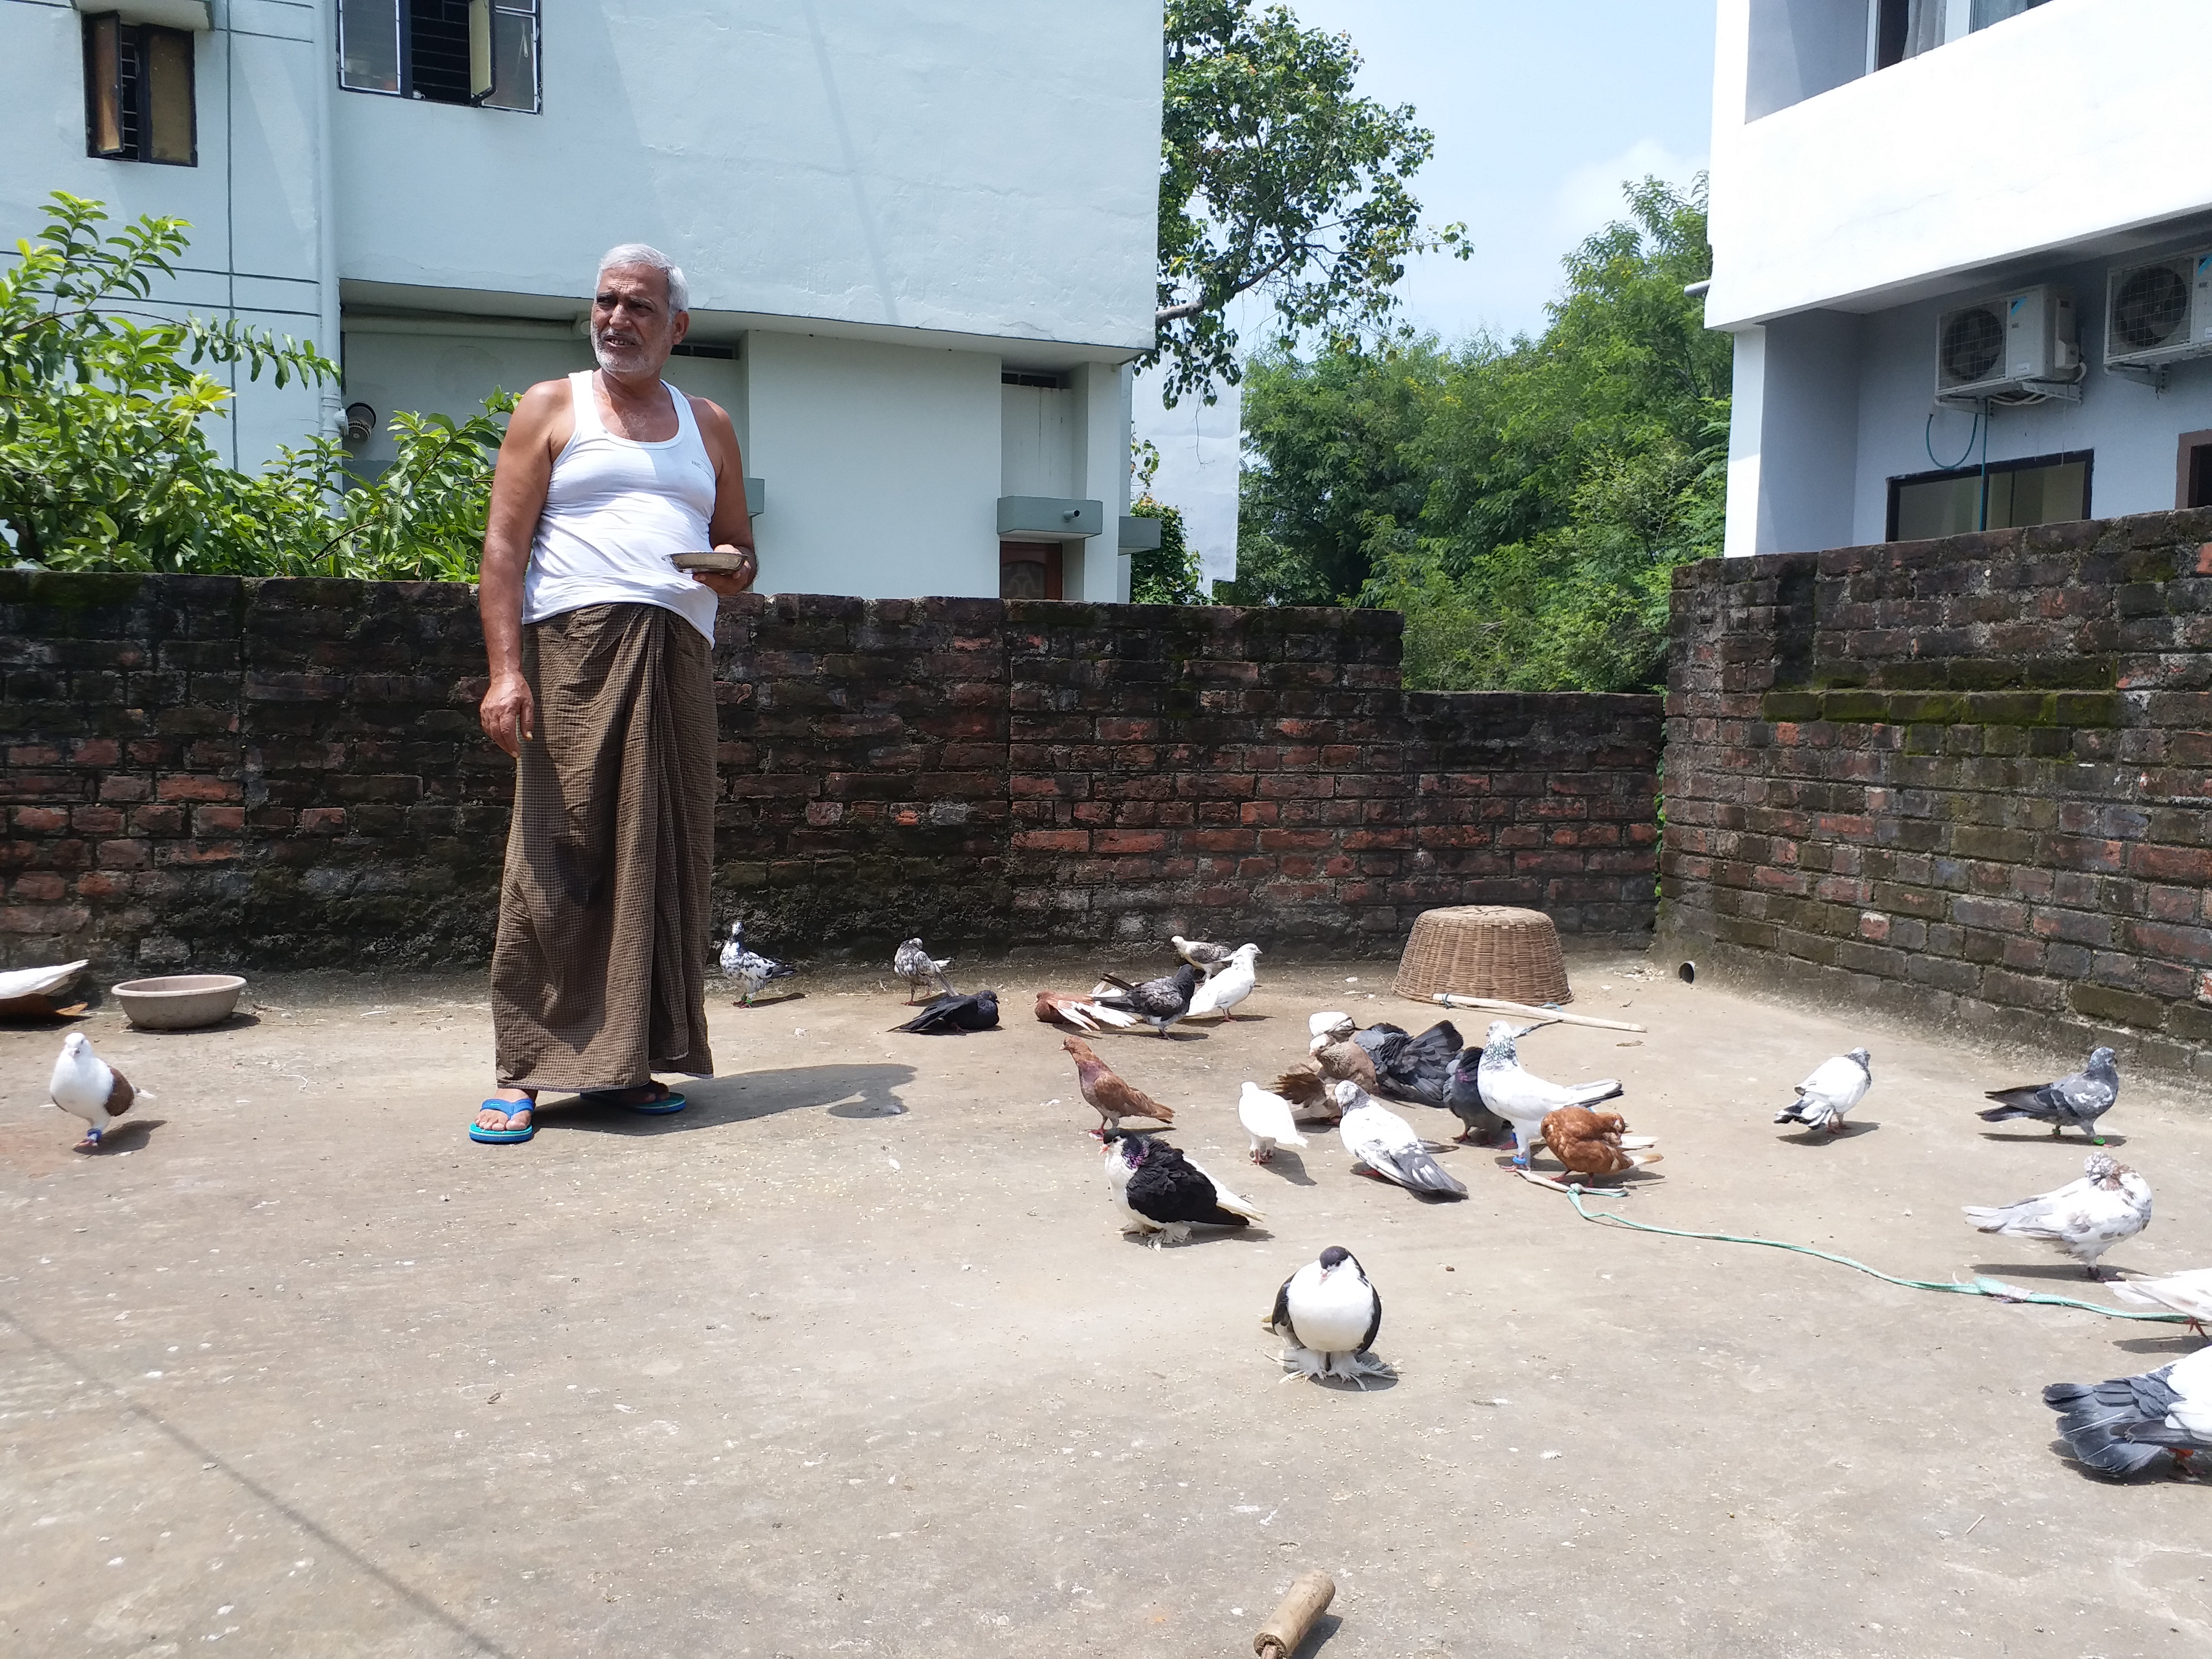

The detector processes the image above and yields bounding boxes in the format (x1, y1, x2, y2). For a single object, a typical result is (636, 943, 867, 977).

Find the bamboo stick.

(1431, 992, 1645, 1033)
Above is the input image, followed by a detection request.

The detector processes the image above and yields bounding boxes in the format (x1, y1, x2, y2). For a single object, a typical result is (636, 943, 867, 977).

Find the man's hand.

(481, 670, 537, 758)
(689, 542, 758, 599)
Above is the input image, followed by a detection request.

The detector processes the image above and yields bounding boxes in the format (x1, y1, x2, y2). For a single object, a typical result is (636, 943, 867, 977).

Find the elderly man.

(469, 243, 756, 1144)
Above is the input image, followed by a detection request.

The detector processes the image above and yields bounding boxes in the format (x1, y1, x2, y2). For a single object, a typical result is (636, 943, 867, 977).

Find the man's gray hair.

(594, 243, 689, 313)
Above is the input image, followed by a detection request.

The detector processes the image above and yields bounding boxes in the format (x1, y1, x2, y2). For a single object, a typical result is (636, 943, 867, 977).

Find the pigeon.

(1307, 1011, 1357, 1053)
(1267, 1246, 1389, 1386)
(892, 938, 952, 1002)
(1474, 1021, 1625, 1171)
(2043, 1344, 2212, 1479)
(1033, 990, 1140, 1033)
(1236, 1081, 1309, 1164)
(1374, 1019, 1464, 1109)
(1335, 1080, 1467, 1198)
(1185, 944, 1259, 1021)
(2112, 1269, 2212, 1338)
(1096, 1129, 1263, 1246)
(1980, 1046, 2119, 1141)
(1171, 935, 1235, 976)
(1963, 1152, 2151, 1279)
(1775, 1049, 1873, 1135)
(0, 959, 90, 1018)
(892, 989, 999, 1034)
(1440, 1046, 1511, 1146)
(720, 921, 796, 1005)
(1539, 1106, 1662, 1178)
(1093, 963, 1201, 1038)
(1352, 1021, 1409, 1071)
(1270, 1039, 1376, 1119)
(1064, 1034, 1176, 1130)
(49, 1031, 146, 1151)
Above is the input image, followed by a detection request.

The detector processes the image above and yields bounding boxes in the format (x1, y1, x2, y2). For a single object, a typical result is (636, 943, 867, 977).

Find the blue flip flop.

(581, 1084, 688, 1116)
(470, 1098, 536, 1144)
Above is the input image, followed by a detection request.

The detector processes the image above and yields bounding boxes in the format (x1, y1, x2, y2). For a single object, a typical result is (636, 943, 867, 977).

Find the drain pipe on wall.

(310, 0, 343, 445)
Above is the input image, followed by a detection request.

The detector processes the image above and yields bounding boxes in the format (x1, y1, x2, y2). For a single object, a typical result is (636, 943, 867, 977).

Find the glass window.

(340, 0, 537, 112)
(1887, 451, 2092, 541)
(82, 16, 194, 167)
(484, 2, 539, 112)
(339, 0, 401, 92)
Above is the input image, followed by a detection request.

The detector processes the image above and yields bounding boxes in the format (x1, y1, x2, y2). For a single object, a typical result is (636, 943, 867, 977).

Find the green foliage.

(1235, 176, 1731, 690)
(1153, 0, 1465, 407)
(1128, 494, 1206, 605)
(2, 190, 507, 580)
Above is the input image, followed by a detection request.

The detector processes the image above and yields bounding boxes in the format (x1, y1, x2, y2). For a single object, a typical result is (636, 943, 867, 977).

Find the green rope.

(1537, 1178, 2188, 1324)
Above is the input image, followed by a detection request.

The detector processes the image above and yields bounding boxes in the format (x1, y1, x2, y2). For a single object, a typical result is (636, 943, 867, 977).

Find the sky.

(1138, 0, 1720, 584)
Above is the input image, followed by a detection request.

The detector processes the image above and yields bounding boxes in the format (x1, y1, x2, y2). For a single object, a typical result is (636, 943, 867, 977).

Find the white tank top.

(521, 370, 721, 641)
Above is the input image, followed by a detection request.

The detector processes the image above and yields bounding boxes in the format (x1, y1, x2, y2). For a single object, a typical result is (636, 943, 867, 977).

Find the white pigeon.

(1308, 1010, 1356, 1053)
(49, 1031, 148, 1151)
(719, 920, 795, 1005)
(1334, 1080, 1466, 1198)
(2112, 1268, 2212, 1337)
(0, 959, 89, 1010)
(1774, 1048, 1873, 1135)
(1475, 1020, 1624, 1170)
(892, 938, 952, 1002)
(1267, 1246, 1390, 1386)
(1964, 1153, 2152, 1279)
(1186, 943, 1260, 1021)
(1237, 1081, 1310, 1164)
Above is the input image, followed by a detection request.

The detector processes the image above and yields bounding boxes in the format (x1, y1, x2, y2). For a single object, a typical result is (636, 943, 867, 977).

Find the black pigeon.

(1442, 1047, 1512, 1146)
(2043, 1346, 2212, 1478)
(1376, 1019, 1464, 1109)
(1094, 963, 1201, 1037)
(1979, 1046, 2119, 1141)
(1352, 1021, 1409, 1071)
(1099, 1128, 1263, 1245)
(891, 989, 999, 1034)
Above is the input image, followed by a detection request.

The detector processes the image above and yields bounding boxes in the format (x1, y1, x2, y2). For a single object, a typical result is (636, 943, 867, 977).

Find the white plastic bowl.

(112, 974, 247, 1031)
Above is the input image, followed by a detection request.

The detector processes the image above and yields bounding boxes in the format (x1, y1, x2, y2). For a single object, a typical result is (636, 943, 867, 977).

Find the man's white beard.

(591, 328, 659, 375)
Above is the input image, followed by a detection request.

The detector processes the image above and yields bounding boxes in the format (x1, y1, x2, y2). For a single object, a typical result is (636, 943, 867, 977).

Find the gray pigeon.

(892, 938, 952, 1002)
(1774, 1048, 1872, 1134)
(1979, 1046, 2118, 1142)
(2044, 1345, 2212, 1478)
(1963, 1152, 2151, 1279)
(1094, 963, 1201, 1037)
(1171, 935, 1233, 976)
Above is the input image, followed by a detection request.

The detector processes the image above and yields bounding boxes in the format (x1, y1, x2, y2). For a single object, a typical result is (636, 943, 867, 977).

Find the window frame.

(82, 13, 198, 168)
(338, 0, 540, 114)
(1885, 448, 2093, 541)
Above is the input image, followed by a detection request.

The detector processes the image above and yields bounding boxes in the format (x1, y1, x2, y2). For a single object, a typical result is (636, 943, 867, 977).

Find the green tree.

(1152, 0, 1465, 407)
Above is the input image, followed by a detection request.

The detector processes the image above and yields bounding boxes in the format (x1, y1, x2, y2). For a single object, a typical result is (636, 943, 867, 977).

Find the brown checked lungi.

(491, 601, 716, 1090)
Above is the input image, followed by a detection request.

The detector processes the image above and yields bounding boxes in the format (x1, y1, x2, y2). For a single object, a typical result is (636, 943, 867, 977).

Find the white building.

(1, 0, 1164, 600)
(1707, 0, 2212, 556)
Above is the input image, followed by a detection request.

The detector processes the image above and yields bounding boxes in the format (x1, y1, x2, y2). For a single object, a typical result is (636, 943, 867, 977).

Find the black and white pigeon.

(1267, 1246, 1389, 1386)
(1979, 1046, 2119, 1142)
(1962, 1152, 2151, 1279)
(2044, 1344, 2212, 1479)
(1171, 935, 1234, 976)
(1374, 1019, 1464, 1109)
(1097, 1128, 1263, 1246)
(49, 1031, 147, 1151)
(1335, 1080, 1467, 1198)
(1774, 1048, 1873, 1135)
(892, 989, 999, 1034)
(892, 938, 953, 1002)
(1094, 963, 1202, 1038)
(1441, 1047, 1511, 1146)
(720, 921, 796, 1005)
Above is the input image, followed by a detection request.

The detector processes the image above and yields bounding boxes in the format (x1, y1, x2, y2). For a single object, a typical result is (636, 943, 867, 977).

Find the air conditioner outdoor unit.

(2104, 250, 2212, 378)
(1934, 285, 2080, 406)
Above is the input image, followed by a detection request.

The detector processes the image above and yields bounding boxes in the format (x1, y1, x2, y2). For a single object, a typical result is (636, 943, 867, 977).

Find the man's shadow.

(545, 1063, 915, 1134)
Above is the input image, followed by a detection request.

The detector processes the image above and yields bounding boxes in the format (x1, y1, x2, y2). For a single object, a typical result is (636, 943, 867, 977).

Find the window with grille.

(83, 14, 196, 166)
(339, 0, 539, 112)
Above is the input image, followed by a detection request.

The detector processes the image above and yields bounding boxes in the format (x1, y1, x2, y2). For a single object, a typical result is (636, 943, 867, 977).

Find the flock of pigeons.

(32, 926, 2212, 1467)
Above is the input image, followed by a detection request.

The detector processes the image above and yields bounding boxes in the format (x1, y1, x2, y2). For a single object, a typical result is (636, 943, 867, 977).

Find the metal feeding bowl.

(112, 974, 247, 1031)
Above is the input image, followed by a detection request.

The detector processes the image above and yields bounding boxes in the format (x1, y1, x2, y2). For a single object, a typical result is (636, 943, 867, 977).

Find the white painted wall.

(743, 332, 1000, 600)
(1709, 0, 2212, 329)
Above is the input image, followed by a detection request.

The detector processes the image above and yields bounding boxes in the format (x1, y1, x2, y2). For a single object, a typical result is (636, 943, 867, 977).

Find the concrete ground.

(3, 946, 2210, 1659)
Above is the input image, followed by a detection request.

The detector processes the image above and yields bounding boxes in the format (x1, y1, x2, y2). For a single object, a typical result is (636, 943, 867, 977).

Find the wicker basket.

(1391, 905, 1572, 1005)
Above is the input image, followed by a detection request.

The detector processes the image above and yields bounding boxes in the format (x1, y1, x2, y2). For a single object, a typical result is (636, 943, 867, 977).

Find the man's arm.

(477, 380, 569, 757)
(688, 395, 757, 599)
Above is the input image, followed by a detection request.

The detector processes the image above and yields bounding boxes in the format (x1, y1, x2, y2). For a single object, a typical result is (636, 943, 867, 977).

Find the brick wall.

(0, 572, 1661, 974)
(1659, 508, 2212, 1077)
